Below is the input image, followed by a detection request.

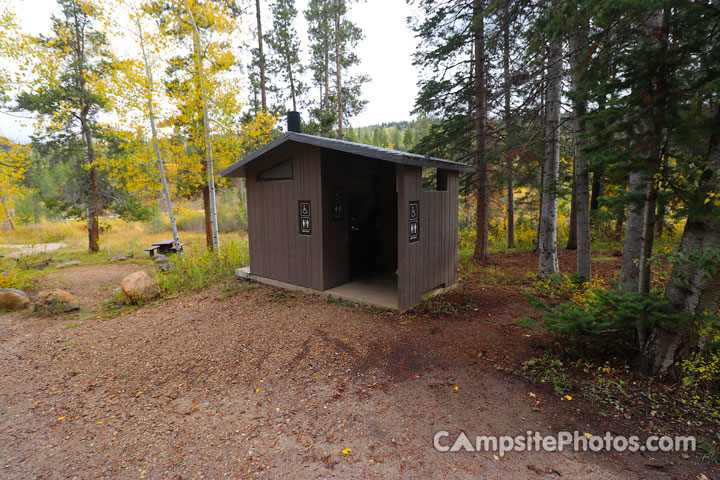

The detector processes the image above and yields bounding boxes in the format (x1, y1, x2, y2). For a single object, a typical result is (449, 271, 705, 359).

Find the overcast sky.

(0, 0, 421, 143)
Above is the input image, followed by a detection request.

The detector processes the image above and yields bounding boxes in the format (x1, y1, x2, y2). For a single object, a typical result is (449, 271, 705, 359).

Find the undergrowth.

(156, 241, 248, 294)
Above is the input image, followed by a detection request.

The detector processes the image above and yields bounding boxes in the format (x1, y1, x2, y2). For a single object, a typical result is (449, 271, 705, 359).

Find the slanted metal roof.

(220, 131, 473, 178)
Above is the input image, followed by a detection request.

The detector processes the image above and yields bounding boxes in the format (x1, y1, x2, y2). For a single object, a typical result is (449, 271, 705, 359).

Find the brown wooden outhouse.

(221, 123, 471, 310)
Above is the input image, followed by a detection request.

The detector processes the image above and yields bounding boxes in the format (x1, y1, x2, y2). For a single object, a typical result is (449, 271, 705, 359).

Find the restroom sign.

(332, 187, 343, 220)
(299, 201, 311, 235)
(409, 201, 419, 243)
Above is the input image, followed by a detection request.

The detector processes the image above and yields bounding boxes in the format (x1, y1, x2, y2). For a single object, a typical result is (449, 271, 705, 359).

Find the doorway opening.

(348, 162, 397, 280)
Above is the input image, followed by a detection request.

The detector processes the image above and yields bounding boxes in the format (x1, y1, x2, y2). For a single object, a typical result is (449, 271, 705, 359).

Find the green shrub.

(520, 288, 692, 352)
(516, 351, 572, 394)
(156, 240, 249, 294)
(111, 197, 156, 222)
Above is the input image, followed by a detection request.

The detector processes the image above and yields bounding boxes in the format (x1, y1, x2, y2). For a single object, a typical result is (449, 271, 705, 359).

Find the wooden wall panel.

(397, 167, 460, 309)
(245, 143, 323, 290)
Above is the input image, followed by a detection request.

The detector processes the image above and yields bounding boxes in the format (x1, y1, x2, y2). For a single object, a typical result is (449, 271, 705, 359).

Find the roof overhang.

(220, 132, 473, 178)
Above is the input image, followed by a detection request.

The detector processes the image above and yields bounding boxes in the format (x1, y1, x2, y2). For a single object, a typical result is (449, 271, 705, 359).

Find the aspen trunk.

(137, 17, 182, 254)
(538, 27, 561, 276)
(620, 171, 647, 290)
(187, 5, 219, 252)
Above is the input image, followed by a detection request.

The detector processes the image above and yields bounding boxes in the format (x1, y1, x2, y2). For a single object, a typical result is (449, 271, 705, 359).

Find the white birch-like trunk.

(538, 30, 561, 276)
(136, 17, 182, 255)
(185, 3, 220, 253)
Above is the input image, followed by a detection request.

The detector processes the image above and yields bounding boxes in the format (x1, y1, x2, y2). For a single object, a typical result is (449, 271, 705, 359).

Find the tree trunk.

(88, 166, 100, 252)
(638, 7, 668, 295)
(255, 0, 267, 111)
(569, 23, 591, 279)
(203, 186, 212, 248)
(620, 171, 647, 290)
(289, 67, 297, 112)
(566, 179, 577, 250)
(335, 9, 343, 139)
(538, 28, 561, 276)
(187, 6, 219, 252)
(1, 196, 14, 229)
(472, 0, 489, 261)
(614, 203, 625, 240)
(137, 17, 182, 254)
(655, 191, 666, 238)
(639, 112, 720, 377)
(590, 170, 603, 211)
(503, 0, 515, 249)
(80, 111, 100, 253)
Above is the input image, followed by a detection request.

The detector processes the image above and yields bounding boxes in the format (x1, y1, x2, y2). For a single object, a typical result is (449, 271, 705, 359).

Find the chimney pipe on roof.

(287, 111, 301, 133)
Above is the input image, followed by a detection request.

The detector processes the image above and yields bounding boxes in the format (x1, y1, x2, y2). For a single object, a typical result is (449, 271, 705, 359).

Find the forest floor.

(0, 250, 717, 479)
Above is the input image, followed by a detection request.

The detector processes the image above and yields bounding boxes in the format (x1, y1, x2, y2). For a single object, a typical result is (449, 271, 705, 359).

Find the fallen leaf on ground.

(341, 448, 351, 455)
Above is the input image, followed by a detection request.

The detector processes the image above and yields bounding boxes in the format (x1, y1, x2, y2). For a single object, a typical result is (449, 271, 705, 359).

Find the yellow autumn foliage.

(0, 138, 31, 225)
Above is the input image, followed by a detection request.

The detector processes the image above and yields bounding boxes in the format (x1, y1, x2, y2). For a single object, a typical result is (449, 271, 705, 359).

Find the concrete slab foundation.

(234, 267, 454, 311)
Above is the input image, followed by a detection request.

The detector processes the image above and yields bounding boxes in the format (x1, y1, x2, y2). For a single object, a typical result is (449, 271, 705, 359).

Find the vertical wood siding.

(397, 166, 459, 309)
(246, 143, 324, 290)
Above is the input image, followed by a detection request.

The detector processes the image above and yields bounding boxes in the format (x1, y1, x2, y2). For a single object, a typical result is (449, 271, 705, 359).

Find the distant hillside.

(345, 117, 436, 153)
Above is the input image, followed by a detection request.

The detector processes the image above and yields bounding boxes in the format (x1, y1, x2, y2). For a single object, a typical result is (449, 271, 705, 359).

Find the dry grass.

(0, 218, 245, 258)
(0, 215, 249, 292)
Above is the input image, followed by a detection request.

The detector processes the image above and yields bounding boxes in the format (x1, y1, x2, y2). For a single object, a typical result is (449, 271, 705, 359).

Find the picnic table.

(145, 239, 183, 257)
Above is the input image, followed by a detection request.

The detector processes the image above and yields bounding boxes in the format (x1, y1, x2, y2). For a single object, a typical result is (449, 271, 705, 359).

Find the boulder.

(121, 271, 158, 303)
(0, 288, 30, 310)
(35, 289, 80, 313)
(56, 261, 81, 269)
(111, 254, 128, 262)
(152, 254, 170, 264)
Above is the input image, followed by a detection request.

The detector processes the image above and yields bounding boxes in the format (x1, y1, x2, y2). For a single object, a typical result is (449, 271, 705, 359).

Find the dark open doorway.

(349, 175, 379, 279)
(347, 162, 397, 280)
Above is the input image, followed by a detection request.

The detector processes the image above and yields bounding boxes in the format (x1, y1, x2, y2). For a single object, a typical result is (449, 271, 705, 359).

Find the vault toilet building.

(221, 113, 472, 309)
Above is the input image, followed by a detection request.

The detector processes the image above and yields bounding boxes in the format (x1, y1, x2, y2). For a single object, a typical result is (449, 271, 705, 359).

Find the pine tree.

(305, 0, 367, 137)
(266, 0, 304, 112)
(16, 0, 114, 252)
(409, 0, 493, 259)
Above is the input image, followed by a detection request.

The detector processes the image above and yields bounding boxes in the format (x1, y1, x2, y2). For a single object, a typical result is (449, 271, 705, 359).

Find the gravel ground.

(0, 257, 712, 479)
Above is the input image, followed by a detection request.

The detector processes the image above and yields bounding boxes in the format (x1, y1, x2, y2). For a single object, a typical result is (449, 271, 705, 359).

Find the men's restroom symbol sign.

(299, 201, 311, 235)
